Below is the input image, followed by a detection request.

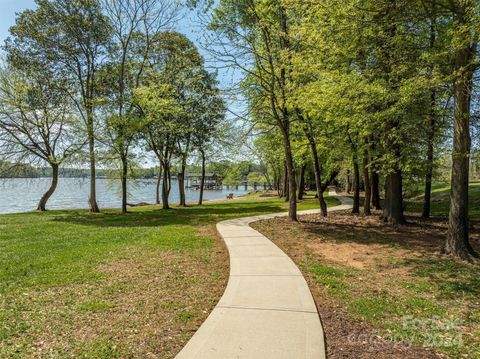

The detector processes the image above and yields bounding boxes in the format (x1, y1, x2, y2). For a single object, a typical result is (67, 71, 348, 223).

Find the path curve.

(176, 189, 353, 359)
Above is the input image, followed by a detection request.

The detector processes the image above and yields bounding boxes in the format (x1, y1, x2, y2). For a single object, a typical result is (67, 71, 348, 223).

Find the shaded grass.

(0, 193, 337, 358)
(253, 211, 480, 358)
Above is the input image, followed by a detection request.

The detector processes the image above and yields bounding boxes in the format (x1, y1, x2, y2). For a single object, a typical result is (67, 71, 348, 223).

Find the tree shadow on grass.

(300, 216, 443, 253)
(403, 257, 480, 299)
(51, 202, 287, 228)
(298, 210, 480, 300)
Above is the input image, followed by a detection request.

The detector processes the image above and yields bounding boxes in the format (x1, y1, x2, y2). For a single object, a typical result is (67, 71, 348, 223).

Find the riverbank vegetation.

(0, 0, 225, 213)
(0, 194, 337, 358)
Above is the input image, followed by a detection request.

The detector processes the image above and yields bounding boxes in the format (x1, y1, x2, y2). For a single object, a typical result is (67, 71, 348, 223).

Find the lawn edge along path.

(176, 189, 353, 359)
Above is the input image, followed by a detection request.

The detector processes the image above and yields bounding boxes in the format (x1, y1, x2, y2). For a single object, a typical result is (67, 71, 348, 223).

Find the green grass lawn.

(405, 182, 480, 218)
(0, 193, 338, 358)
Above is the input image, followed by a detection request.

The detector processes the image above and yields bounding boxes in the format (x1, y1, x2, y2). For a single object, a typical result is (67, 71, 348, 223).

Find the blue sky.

(0, 0, 35, 44)
(0, 1, 242, 104)
(0, 1, 238, 85)
(0, 1, 201, 52)
(0, 1, 248, 161)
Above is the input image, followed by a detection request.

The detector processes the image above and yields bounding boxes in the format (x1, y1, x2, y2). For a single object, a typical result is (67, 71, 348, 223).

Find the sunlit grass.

(0, 193, 337, 357)
(405, 182, 480, 217)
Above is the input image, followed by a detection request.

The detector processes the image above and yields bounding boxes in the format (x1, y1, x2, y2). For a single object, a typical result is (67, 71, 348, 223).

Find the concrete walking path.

(176, 189, 353, 359)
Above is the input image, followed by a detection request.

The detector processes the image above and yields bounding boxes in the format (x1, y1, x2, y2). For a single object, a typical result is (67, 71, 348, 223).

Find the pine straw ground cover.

(252, 210, 480, 358)
(0, 194, 338, 358)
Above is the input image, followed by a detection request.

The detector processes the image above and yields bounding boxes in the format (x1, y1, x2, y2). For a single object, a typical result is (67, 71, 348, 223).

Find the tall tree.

(5, 0, 111, 212)
(101, 0, 178, 213)
(192, 73, 225, 206)
(208, 0, 298, 220)
(135, 78, 182, 210)
(443, 0, 479, 260)
(0, 66, 84, 211)
(141, 31, 213, 208)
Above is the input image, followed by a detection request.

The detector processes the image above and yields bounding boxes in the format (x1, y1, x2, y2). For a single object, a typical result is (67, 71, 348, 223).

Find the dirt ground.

(252, 210, 480, 358)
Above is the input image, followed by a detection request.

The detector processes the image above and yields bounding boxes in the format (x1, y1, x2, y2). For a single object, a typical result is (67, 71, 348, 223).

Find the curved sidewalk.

(176, 190, 352, 359)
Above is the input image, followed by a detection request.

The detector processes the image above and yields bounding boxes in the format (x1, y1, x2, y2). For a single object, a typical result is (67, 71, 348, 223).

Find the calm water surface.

(0, 178, 250, 214)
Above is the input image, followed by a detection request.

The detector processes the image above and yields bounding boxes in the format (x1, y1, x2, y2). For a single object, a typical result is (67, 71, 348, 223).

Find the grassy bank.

(252, 185, 480, 358)
(405, 182, 480, 218)
(0, 193, 337, 358)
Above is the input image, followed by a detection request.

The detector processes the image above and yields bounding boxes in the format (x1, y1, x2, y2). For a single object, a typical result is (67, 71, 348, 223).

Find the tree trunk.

(423, 91, 436, 218)
(423, 17, 437, 219)
(297, 163, 306, 200)
(371, 170, 381, 210)
(383, 169, 405, 224)
(87, 109, 99, 213)
(383, 177, 391, 219)
(363, 150, 372, 216)
(156, 165, 162, 205)
(161, 161, 170, 209)
(282, 134, 297, 221)
(37, 163, 59, 211)
(352, 158, 360, 215)
(345, 170, 352, 194)
(308, 135, 327, 216)
(198, 149, 206, 205)
(167, 166, 172, 196)
(178, 157, 187, 207)
(444, 32, 478, 260)
(121, 155, 128, 214)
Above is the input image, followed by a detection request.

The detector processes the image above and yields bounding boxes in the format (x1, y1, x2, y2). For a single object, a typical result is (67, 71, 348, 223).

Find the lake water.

(0, 178, 250, 214)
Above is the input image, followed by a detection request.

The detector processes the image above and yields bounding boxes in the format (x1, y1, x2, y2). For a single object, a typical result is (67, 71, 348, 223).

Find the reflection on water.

(0, 178, 250, 214)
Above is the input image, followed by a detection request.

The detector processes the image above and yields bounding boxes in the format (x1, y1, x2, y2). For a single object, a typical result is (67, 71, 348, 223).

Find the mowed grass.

(0, 193, 338, 358)
(406, 182, 480, 218)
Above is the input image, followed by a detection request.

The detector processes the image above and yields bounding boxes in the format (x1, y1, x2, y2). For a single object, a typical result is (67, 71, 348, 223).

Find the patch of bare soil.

(316, 303, 442, 359)
(251, 210, 480, 358)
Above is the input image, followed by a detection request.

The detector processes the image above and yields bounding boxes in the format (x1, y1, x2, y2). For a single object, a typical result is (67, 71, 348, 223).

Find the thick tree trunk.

(363, 150, 372, 216)
(198, 149, 206, 205)
(383, 169, 405, 224)
(161, 162, 170, 210)
(37, 163, 59, 211)
(345, 170, 352, 194)
(297, 163, 306, 200)
(121, 155, 128, 214)
(371, 170, 381, 210)
(352, 158, 360, 215)
(87, 109, 99, 213)
(156, 165, 162, 205)
(444, 37, 478, 260)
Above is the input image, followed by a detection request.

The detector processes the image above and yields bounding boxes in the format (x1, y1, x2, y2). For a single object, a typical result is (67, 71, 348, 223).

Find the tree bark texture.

(445, 25, 478, 260)
(37, 163, 59, 211)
